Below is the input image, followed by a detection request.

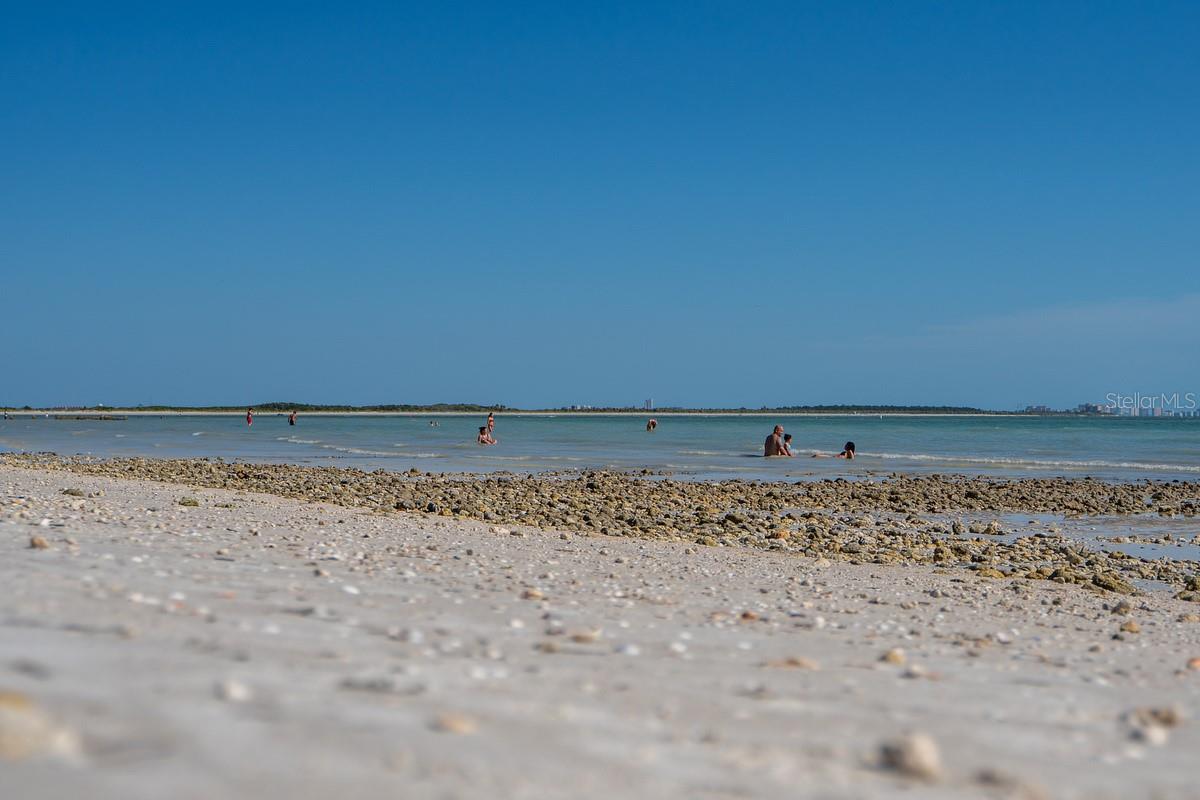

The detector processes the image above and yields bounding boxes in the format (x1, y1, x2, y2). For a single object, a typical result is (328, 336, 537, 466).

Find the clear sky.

(3, 2, 1197, 409)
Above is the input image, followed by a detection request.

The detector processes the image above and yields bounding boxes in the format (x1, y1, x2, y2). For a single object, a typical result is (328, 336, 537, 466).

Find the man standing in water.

(764, 425, 791, 457)
(288, 410, 297, 426)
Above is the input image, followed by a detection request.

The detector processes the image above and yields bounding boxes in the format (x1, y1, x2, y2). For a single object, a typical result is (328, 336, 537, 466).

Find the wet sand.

(2, 461, 1200, 799)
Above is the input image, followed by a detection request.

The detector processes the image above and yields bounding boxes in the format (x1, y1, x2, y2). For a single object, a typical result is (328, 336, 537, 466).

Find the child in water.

(477, 426, 496, 445)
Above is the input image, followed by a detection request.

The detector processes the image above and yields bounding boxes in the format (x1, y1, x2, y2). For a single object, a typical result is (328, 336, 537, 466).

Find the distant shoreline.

(1, 406, 1123, 418)
(4, 409, 1076, 419)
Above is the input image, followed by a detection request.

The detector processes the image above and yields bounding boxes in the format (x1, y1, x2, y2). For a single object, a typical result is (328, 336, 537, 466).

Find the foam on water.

(866, 451, 1200, 474)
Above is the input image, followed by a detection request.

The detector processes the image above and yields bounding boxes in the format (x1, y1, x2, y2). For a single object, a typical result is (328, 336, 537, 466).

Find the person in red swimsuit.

(246, 407, 254, 427)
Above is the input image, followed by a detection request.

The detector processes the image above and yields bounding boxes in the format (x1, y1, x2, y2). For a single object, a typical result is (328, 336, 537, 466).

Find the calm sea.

(2, 413, 1198, 482)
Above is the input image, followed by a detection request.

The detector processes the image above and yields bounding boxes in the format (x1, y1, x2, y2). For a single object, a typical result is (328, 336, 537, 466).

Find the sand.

(2, 462, 1199, 799)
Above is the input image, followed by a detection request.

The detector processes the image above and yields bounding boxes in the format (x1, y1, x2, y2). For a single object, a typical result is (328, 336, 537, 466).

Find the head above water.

(773, 425, 784, 435)
(783, 434, 792, 442)
(844, 441, 855, 453)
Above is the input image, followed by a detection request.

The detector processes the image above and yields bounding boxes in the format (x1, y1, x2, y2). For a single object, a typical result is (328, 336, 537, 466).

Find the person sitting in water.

(646, 418, 657, 432)
(477, 426, 496, 445)
(782, 433, 795, 456)
(764, 425, 791, 457)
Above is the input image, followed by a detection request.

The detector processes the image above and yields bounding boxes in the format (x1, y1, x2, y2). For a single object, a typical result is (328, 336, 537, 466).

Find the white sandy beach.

(2, 462, 1199, 799)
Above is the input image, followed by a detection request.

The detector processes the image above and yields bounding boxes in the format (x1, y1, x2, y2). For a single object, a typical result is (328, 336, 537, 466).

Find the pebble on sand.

(1124, 707, 1183, 746)
(763, 657, 820, 670)
(28, 536, 50, 550)
(879, 732, 943, 782)
(0, 691, 81, 762)
(880, 648, 907, 666)
(214, 679, 253, 703)
(431, 713, 478, 735)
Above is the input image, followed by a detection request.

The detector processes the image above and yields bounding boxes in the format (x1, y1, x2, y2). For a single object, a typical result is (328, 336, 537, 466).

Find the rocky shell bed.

(5, 453, 1200, 597)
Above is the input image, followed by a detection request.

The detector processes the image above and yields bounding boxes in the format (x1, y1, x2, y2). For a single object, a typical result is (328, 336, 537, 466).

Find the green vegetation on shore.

(4, 401, 1015, 415)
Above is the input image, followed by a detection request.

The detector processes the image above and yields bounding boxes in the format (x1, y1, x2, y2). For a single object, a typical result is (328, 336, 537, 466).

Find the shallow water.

(2, 413, 1198, 482)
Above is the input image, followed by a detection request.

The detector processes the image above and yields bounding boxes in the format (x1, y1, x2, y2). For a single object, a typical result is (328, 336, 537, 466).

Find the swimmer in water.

(646, 418, 657, 432)
(477, 426, 496, 445)
(246, 407, 254, 427)
(486, 412, 495, 434)
(812, 441, 856, 459)
(782, 433, 794, 456)
(288, 410, 297, 426)
(764, 425, 791, 457)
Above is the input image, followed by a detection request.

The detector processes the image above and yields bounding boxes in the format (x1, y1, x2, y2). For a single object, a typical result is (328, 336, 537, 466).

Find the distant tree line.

(546, 404, 998, 414)
(0, 403, 1121, 416)
(105, 402, 511, 412)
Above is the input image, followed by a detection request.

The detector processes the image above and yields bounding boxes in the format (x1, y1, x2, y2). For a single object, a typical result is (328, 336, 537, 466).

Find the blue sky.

(2, 2, 1197, 409)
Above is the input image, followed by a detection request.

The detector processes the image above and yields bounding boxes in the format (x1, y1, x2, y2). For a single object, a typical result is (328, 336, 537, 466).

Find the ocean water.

(2, 413, 1198, 483)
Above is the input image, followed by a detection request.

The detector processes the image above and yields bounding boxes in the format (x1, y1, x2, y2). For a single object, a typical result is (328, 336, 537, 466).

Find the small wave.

(867, 451, 1200, 474)
(477, 454, 586, 463)
(327, 446, 398, 456)
(276, 436, 321, 444)
(677, 450, 725, 456)
(192, 432, 204, 437)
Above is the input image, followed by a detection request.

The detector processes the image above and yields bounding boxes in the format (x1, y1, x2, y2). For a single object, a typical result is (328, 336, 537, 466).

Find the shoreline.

(2, 460, 1199, 798)
(2, 410, 1050, 418)
(5, 453, 1198, 598)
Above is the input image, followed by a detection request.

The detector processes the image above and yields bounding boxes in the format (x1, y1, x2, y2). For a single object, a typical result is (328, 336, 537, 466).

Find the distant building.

(644, 398, 654, 411)
(1024, 405, 1055, 414)
(1075, 402, 1113, 415)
